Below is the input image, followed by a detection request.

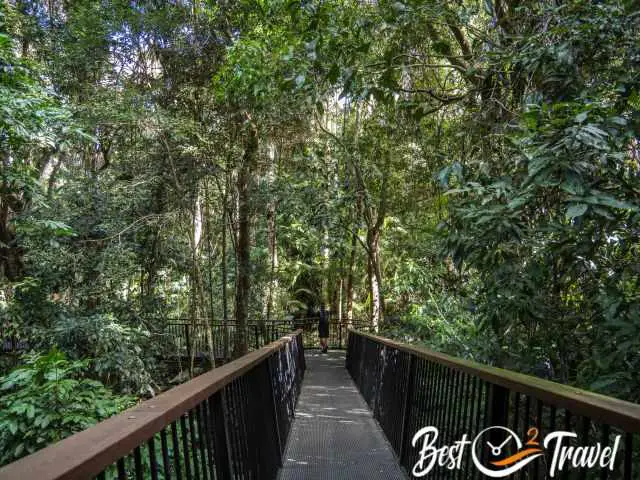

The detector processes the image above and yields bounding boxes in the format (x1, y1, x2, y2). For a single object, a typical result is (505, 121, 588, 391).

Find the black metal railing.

(347, 330, 640, 480)
(0, 330, 305, 480)
(0, 327, 27, 354)
(163, 319, 374, 361)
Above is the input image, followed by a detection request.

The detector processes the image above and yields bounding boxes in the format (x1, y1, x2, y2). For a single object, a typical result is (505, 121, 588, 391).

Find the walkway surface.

(278, 350, 407, 480)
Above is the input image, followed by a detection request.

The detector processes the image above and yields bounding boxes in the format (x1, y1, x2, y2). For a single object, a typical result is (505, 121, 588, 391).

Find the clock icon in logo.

(472, 426, 544, 478)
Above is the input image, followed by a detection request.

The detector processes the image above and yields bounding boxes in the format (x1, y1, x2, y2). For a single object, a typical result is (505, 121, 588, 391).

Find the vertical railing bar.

(160, 429, 172, 480)
(546, 405, 557, 480)
(437, 365, 450, 436)
(196, 404, 209, 480)
(561, 411, 571, 480)
(201, 398, 216, 480)
(134, 446, 143, 480)
(398, 353, 416, 464)
(443, 369, 457, 449)
(578, 417, 590, 480)
(512, 391, 520, 434)
(241, 375, 254, 477)
(533, 399, 543, 479)
(210, 390, 233, 480)
(227, 380, 242, 479)
(599, 424, 610, 480)
(148, 436, 159, 480)
(623, 432, 632, 480)
(487, 384, 509, 480)
(436, 368, 452, 480)
(450, 370, 463, 444)
(117, 458, 126, 480)
(405, 358, 426, 472)
(455, 373, 470, 480)
(188, 409, 201, 480)
(267, 355, 283, 462)
(473, 381, 485, 480)
(463, 376, 478, 478)
(171, 421, 183, 480)
(180, 415, 193, 480)
(246, 371, 260, 476)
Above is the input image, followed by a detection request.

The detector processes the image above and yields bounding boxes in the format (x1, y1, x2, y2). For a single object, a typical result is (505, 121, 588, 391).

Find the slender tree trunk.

(264, 142, 278, 329)
(220, 176, 229, 359)
(203, 180, 217, 368)
(345, 219, 358, 326)
(367, 227, 383, 332)
(337, 277, 343, 324)
(265, 200, 278, 322)
(233, 118, 258, 357)
(188, 189, 205, 375)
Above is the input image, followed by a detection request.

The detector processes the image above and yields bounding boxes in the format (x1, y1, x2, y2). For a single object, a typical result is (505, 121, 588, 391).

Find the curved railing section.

(347, 330, 639, 480)
(0, 330, 305, 480)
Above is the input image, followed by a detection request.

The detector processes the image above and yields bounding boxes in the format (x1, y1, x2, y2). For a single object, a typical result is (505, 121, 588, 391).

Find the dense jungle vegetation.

(0, 0, 638, 464)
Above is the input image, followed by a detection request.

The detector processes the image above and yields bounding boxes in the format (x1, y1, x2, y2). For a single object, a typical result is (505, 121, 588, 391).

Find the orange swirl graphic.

(490, 447, 544, 467)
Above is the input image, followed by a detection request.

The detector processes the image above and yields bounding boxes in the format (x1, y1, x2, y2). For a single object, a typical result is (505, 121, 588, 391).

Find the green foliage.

(440, 0, 640, 399)
(52, 314, 155, 396)
(0, 349, 135, 465)
(1, 0, 638, 453)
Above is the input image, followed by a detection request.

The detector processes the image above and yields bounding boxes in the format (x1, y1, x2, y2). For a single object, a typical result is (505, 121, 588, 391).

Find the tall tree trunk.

(345, 202, 359, 326)
(220, 175, 229, 359)
(203, 180, 217, 369)
(367, 227, 383, 332)
(233, 118, 258, 357)
(265, 199, 278, 322)
(337, 277, 343, 324)
(264, 142, 278, 329)
(188, 189, 207, 375)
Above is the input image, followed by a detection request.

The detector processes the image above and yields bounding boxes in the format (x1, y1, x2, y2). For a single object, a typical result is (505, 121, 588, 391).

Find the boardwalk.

(278, 350, 406, 480)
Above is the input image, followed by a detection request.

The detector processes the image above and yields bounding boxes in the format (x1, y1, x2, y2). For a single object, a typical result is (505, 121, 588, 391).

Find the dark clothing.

(318, 320, 329, 338)
(318, 309, 329, 337)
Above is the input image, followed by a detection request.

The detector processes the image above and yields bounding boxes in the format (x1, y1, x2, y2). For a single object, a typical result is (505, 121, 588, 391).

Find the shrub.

(0, 348, 135, 466)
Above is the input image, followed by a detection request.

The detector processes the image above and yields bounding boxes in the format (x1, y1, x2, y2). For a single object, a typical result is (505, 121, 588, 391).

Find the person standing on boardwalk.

(318, 304, 329, 353)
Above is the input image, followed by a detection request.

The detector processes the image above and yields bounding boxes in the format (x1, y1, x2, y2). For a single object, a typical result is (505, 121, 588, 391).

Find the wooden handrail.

(350, 329, 640, 432)
(0, 330, 303, 480)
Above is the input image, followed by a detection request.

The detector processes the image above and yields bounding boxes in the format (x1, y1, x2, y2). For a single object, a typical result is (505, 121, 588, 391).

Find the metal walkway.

(278, 350, 407, 480)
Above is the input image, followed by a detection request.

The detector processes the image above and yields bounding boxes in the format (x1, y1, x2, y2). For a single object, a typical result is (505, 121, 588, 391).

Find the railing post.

(487, 384, 510, 461)
(209, 391, 233, 479)
(488, 384, 509, 426)
(399, 354, 416, 464)
(266, 356, 283, 463)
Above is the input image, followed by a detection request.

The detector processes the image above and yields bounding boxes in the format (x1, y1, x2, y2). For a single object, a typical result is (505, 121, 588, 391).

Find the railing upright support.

(488, 383, 509, 426)
(399, 354, 416, 465)
(266, 356, 283, 464)
(487, 383, 510, 462)
(209, 390, 233, 479)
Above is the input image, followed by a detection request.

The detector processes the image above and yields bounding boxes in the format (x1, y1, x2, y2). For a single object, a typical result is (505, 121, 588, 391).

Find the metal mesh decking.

(277, 351, 407, 480)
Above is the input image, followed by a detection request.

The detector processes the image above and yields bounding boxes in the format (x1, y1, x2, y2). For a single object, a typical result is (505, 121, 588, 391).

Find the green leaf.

(566, 203, 588, 219)
(575, 111, 588, 123)
(507, 196, 527, 209)
(14, 443, 24, 458)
